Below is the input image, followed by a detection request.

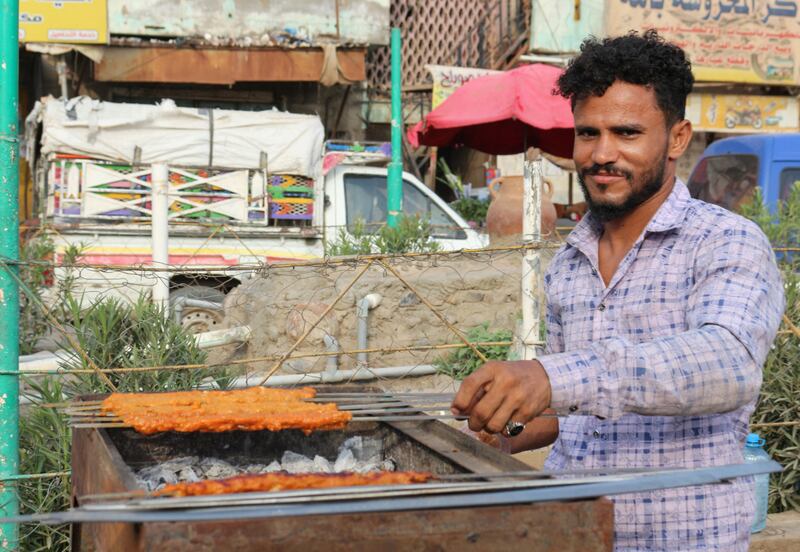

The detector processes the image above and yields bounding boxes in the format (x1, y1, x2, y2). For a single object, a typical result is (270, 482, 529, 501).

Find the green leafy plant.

(740, 182, 800, 513)
(325, 215, 440, 257)
(450, 197, 489, 225)
(18, 237, 84, 355)
(436, 158, 464, 198)
(18, 293, 229, 550)
(59, 294, 223, 393)
(18, 234, 55, 355)
(434, 323, 513, 380)
(18, 377, 72, 552)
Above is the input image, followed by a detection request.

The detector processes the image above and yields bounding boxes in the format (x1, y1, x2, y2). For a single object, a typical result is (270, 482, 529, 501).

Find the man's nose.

(591, 134, 618, 166)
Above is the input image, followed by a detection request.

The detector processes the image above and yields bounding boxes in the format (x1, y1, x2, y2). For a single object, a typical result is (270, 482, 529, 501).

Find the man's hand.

(451, 360, 552, 434)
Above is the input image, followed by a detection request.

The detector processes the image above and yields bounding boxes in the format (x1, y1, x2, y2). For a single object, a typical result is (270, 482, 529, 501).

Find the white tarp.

(37, 96, 325, 176)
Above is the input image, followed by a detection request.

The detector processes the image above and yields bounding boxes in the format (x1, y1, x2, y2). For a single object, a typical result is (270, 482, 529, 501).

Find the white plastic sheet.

(38, 96, 325, 176)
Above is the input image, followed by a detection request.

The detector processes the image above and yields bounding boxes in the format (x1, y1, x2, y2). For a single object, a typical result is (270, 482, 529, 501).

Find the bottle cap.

(746, 433, 765, 447)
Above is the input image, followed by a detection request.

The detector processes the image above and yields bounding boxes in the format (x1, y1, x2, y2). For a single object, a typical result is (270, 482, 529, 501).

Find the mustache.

(580, 163, 632, 179)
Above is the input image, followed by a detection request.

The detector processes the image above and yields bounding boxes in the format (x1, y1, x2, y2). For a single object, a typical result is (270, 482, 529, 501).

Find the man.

(452, 30, 784, 551)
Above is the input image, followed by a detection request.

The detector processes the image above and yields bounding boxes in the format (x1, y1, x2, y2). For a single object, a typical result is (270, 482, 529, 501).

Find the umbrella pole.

(520, 149, 542, 360)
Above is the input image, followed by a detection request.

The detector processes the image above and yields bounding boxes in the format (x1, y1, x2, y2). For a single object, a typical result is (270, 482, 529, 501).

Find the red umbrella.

(408, 63, 574, 158)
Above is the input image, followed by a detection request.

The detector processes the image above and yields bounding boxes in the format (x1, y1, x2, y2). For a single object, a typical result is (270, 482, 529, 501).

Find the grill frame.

(71, 387, 613, 551)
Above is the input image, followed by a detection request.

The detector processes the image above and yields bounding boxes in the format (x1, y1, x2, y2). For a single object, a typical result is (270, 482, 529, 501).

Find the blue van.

(687, 134, 800, 213)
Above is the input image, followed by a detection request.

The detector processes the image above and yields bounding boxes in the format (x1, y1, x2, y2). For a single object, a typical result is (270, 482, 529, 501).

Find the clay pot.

(485, 175, 557, 243)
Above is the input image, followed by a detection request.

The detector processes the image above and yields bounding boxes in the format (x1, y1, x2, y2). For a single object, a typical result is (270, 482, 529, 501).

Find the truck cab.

(687, 133, 800, 213)
(324, 164, 486, 251)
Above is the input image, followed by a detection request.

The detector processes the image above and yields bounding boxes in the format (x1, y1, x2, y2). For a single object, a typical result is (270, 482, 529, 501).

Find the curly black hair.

(556, 29, 694, 126)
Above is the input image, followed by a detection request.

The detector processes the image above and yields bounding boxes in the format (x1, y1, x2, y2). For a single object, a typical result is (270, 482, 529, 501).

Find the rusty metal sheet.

(140, 500, 614, 551)
(93, 47, 366, 84)
(108, 0, 390, 45)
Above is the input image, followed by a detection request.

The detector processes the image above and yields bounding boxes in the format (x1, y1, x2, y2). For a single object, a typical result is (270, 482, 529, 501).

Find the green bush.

(58, 295, 219, 393)
(18, 378, 72, 552)
(450, 197, 489, 225)
(740, 182, 800, 513)
(18, 293, 229, 551)
(434, 323, 512, 380)
(325, 214, 441, 257)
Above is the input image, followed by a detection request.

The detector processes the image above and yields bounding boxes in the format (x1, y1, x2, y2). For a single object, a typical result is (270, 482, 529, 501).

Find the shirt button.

(569, 405, 578, 413)
(592, 430, 601, 438)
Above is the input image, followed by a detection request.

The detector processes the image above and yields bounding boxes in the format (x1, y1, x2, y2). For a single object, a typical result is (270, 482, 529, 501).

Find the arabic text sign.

(19, 0, 108, 44)
(606, 1, 800, 85)
(426, 65, 502, 109)
(686, 93, 799, 132)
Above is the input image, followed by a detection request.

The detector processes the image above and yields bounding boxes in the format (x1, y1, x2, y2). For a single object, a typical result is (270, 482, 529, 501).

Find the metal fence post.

(151, 164, 170, 312)
(520, 151, 542, 360)
(387, 27, 403, 228)
(0, 0, 20, 548)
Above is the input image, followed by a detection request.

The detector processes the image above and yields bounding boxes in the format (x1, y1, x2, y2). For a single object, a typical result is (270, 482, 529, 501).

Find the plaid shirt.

(540, 179, 784, 551)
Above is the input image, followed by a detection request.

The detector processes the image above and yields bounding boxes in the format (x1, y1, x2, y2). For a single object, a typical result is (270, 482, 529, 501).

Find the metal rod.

(387, 27, 403, 228)
(151, 163, 170, 311)
(4, 462, 783, 526)
(520, 153, 543, 360)
(0, 0, 20, 547)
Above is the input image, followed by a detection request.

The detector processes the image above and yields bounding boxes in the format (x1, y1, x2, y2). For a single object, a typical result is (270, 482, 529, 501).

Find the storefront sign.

(685, 93, 799, 132)
(426, 65, 501, 108)
(19, 0, 108, 44)
(605, 0, 800, 85)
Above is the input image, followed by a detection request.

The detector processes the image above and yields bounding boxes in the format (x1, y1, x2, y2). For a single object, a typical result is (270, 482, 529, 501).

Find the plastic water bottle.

(743, 432, 770, 533)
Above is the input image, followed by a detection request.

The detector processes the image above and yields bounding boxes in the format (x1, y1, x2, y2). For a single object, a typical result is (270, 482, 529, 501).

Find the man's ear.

(668, 119, 693, 160)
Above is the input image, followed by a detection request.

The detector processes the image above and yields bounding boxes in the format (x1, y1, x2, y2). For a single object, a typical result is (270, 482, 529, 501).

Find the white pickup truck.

(27, 97, 485, 331)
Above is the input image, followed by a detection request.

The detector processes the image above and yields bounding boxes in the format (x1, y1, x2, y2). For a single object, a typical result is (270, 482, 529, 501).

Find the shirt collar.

(567, 178, 691, 248)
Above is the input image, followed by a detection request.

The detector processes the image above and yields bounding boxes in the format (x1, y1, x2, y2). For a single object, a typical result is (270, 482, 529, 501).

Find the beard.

(577, 153, 667, 223)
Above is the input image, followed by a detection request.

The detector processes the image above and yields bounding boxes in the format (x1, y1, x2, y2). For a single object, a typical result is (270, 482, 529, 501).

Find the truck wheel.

(169, 286, 225, 334)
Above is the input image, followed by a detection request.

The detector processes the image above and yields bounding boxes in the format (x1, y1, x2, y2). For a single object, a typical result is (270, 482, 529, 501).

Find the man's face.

(573, 81, 670, 222)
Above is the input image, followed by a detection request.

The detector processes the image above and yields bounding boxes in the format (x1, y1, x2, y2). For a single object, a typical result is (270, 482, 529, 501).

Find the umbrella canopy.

(408, 63, 575, 158)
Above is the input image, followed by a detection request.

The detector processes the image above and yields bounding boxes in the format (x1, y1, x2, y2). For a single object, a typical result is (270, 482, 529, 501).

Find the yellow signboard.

(19, 0, 108, 44)
(605, 0, 800, 85)
(685, 93, 800, 133)
(426, 65, 502, 109)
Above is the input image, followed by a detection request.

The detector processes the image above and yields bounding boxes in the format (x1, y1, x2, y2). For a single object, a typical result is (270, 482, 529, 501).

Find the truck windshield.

(343, 174, 467, 239)
(687, 155, 759, 212)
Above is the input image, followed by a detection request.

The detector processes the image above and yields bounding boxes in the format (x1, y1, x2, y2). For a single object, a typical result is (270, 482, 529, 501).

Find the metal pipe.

(520, 153, 543, 361)
(236, 364, 438, 388)
(387, 27, 403, 228)
(196, 326, 251, 350)
(323, 334, 340, 375)
(18, 350, 74, 373)
(151, 163, 170, 312)
(356, 293, 382, 368)
(0, 0, 20, 545)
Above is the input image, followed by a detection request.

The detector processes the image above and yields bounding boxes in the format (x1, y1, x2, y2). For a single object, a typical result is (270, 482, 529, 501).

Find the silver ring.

(504, 420, 526, 437)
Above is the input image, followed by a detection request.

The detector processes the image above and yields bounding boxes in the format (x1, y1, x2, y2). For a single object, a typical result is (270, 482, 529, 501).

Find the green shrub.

(325, 214, 440, 257)
(450, 197, 489, 225)
(18, 293, 229, 550)
(18, 378, 72, 552)
(740, 182, 800, 513)
(434, 323, 512, 380)
(58, 294, 220, 393)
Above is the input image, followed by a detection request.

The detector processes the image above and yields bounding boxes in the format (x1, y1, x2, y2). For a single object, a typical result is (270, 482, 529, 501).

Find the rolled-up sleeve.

(541, 223, 785, 420)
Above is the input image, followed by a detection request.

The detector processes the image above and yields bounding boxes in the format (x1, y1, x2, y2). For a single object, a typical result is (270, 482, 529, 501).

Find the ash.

(135, 436, 395, 492)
